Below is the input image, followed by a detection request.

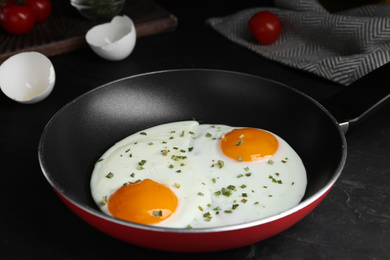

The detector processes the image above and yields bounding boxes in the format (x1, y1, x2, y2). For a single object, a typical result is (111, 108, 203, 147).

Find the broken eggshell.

(0, 52, 55, 104)
(86, 15, 136, 61)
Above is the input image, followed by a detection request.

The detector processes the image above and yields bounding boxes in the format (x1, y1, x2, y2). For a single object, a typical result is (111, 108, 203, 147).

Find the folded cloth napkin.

(207, 0, 390, 86)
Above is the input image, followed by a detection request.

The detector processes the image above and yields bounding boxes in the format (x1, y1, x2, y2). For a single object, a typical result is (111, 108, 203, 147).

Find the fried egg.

(90, 121, 307, 228)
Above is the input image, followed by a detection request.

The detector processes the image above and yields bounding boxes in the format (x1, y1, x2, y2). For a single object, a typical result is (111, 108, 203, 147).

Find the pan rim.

(38, 68, 347, 234)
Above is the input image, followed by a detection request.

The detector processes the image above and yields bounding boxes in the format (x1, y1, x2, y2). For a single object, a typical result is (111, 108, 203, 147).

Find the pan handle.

(321, 62, 390, 134)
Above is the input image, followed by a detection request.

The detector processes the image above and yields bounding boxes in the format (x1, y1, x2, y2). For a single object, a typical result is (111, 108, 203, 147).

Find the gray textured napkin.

(207, 0, 390, 86)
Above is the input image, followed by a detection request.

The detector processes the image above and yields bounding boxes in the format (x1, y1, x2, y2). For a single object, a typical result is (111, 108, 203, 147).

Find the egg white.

(90, 121, 307, 228)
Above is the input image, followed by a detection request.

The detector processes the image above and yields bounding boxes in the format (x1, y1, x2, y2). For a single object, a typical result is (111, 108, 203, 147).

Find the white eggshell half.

(86, 15, 137, 61)
(0, 52, 55, 104)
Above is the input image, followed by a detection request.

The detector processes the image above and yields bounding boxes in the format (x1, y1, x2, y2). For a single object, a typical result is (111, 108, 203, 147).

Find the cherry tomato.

(24, 0, 52, 23)
(248, 11, 282, 45)
(0, 5, 35, 34)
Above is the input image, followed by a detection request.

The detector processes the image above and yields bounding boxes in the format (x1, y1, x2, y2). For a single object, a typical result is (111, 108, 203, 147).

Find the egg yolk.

(108, 179, 178, 225)
(221, 128, 278, 161)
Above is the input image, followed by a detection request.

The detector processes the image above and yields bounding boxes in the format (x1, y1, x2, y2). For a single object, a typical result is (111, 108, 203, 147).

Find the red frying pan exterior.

(39, 69, 347, 252)
(56, 188, 331, 252)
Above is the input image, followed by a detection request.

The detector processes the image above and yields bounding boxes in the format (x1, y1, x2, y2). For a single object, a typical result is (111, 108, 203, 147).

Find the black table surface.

(1, 1, 389, 259)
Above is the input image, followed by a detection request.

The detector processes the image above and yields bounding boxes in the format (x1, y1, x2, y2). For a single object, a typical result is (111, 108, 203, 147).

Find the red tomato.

(24, 0, 52, 23)
(0, 5, 35, 34)
(248, 11, 282, 45)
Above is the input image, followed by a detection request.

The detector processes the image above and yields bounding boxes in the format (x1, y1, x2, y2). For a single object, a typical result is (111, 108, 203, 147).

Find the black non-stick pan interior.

(39, 69, 345, 214)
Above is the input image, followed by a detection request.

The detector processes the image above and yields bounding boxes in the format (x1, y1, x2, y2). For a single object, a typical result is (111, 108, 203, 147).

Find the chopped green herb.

(240, 184, 247, 189)
(188, 147, 194, 152)
(236, 140, 243, 146)
(203, 212, 212, 221)
(102, 195, 108, 205)
(227, 185, 236, 191)
(176, 170, 182, 173)
(174, 183, 181, 189)
(198, 206, 204, 211)
(180, 130, 185, 137)
(161, 150, 169, 156)
(138, 160, 147, 166)
(269, 175, 282, 184)
(237, 157, 243, 162)
(216, 160, 224, 169)
(106, 172, 114, 179)
(237, 174, 244, 178)
(140, 132, 147, 135)
(185, 225, 193, 229)
(224, 210, 233, 214)
(267, 160, 274, 165)
(241, 199, 248, 203)
(232, 204, 239, 210)
(171, 155, 187, 161)
(97, 158, 104, 162)
(130, 173, 135, 177)
(242, 193, 248, 197)
(245, 172, 252, 177)
(153, 210, 163, 217)
(221, 188, 231, 196)
(205, 133, 212, 138)
(197, 192, 204, 196)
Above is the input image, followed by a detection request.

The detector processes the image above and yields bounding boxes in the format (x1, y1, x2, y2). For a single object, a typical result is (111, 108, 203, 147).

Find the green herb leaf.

(102, 195, 108, 205)
(153, 210, 163, 217)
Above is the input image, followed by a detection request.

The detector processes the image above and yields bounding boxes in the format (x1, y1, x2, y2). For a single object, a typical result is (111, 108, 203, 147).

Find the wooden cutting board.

(0, 0, 178, 63)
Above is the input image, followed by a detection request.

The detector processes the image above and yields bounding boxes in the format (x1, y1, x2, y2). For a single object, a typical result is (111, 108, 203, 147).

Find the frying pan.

(38, 67, 390, 253)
